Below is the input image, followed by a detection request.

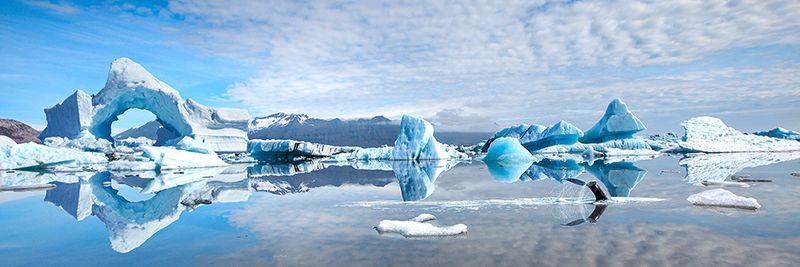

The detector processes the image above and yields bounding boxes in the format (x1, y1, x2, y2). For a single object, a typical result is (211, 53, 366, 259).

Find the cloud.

(23, 0, 80, 14)
(150, 1, 800, 131)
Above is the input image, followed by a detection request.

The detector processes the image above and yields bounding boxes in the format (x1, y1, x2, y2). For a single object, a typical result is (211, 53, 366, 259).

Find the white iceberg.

(141, 146, 228, 170)
(0, 135, 16, 146)
(0, 143, 108, 170)
(248, 139, 359, 161)
(687, 188, 761, 210)
(375, 214, 467, 238)
(39, 58, 251, 153)
(345, 146, 393, 161)
(753, 127, 800, 141)
(392, 115, 466, 160)
(678, 117, 800, 152)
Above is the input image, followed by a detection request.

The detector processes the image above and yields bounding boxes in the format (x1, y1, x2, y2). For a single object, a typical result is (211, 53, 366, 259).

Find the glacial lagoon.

(1, 154, 799, 266)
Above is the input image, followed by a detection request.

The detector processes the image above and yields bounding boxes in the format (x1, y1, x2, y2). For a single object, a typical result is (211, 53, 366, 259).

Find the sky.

(1, 0, 799, 134)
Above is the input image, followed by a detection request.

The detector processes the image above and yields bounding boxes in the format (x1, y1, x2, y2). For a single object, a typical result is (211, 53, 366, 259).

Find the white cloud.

(23, 0, 80, 14)
(157, 0, 800, 131)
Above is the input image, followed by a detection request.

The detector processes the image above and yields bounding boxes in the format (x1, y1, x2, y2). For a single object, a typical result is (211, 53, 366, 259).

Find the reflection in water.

(526, 158, 585, 183)
(680, 152, 800, 185)
(248, 163, 395, 195)
(584, 161, 647, 197)
(392, 160, 459, 201)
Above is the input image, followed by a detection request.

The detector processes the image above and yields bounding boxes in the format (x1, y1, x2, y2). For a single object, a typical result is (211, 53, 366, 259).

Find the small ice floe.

(375, 214, 467, 238)
(791, 172, 800, 177)
(687, 189, 761, 210)
(701, 180, 751, 188)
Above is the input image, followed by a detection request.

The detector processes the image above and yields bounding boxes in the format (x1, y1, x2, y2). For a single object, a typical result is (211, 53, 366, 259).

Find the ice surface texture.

(679, 117, 800, 152)
(687, 188, 761, 210)
(39, 58, 251, 152)
(0, 142, 108, 170)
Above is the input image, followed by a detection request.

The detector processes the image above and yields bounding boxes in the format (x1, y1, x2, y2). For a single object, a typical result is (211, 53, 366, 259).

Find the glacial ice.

(39, 58, 251, 152)
(392, 115, 467, 160)
(0, 135, 16, 146)
(482, 124, 532, 151)
(248, 139, 359, 161)
(687, 188, 761, 210)
(43, 135, 114, 153)
(168, 136, 216, 155)
(483, 137, 534, 163)
(678, 117, 800, 152)
(375, 214, 467, 237)
(141, 146, 228, 170)
(522, 121, 584, 151)
(342, 146, 393, 161)
(753, 127, 800, 141)
(579, 98, 646, 143)
(0, 142, 108, 170)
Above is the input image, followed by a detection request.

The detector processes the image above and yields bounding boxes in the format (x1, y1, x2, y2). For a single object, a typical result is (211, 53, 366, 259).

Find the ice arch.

(40, 58, 251, 152)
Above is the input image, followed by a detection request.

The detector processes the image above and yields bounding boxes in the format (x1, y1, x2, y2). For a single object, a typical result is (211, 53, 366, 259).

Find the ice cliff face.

(39, 58, 251, 152)
(678, 117, 800, 152)
(579, 98, 646, 143)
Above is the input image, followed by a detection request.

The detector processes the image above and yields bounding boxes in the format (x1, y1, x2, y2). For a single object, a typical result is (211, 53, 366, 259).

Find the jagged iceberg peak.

(392, 115, 464, 160)
(94, 57, 181, 105)
(579, 98, 646, 143)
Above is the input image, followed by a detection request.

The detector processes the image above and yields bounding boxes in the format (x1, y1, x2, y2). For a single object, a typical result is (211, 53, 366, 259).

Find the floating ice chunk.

(43, 135, 114, 153)
(392, 115, 466, 160)
(248, 139, 359, 161)
(484, 137, 534, 163)
(522, 121, 584, 151)
(115, 137, 154, 148)
(0, 135, 16, 146)
(701, 180, 751, 188)
(753, 127, 800, 141)
(169, 136, 216, 155)
(141, 146, 228, 170)
(579, 98, 646, 143)
(687, 189, 760, 210)
(678, 117, 800, 152)
(0, 143, 108, 170)
(375, 214, 467, 237)
(410, 213, 437, 222)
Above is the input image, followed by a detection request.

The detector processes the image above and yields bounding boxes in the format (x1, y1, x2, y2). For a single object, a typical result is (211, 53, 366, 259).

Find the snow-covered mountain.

(114, 120, 161, 140)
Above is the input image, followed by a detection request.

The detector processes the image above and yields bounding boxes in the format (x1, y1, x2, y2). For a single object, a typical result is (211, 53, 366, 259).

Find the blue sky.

(1, 0, 798, 134)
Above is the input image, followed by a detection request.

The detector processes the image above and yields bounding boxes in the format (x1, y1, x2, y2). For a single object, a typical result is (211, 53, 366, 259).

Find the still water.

(1, 153, 799, 266)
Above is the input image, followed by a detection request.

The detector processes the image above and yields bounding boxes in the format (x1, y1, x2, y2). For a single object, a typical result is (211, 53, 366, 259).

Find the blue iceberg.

(521, 121, 584, 151)
(483, 137, 534, 163)
(392, 115, 465, 160)
(579, 98, 646, 143)
(753, 127, 800, 141)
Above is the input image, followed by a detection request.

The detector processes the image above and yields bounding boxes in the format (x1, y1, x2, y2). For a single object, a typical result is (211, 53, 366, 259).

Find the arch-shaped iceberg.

(39, 58, 251, 152)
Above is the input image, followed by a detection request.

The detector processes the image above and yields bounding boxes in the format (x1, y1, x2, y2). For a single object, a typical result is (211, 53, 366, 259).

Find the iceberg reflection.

(680, 152, 800, 185)
(393, 160, 459, 201)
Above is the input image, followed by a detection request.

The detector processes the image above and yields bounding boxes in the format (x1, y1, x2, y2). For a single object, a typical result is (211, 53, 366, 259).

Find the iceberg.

(482, 124, 531, 152)
(39, 58, 251, 152)
(518, 124, 548, 144)
(342, 146, 393, 161)
(0, 143, 108, 170)
(391, 115, 466, 160)
(678, 117, 800, 152)
(521, 121, 584, 151)
(248, 139, 360, 162)
(375, 214, 467, 238)
(753, 127, 800, 141)
(141, 146, 228, 170)
(483, 137, 534, 163)
(43, 135, 114, 153)
(579, 98, 646, 143)
(0, 135, 16, 146)
(687, 189, 761, 210)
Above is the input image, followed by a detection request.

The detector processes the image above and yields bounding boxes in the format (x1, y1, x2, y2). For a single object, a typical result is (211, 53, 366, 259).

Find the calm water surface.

(1, 154, 799, 266)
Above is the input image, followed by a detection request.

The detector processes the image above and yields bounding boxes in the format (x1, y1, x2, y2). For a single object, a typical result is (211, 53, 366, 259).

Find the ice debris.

(375, 214, 467, 238)
(43, 135, 114, 153)
(678, 117, 800, 152)
(141, 146, 228, 170)
(0, 143, 108, 170)
(687, 189, 761, 210)
(392, 115, 467, 160)
(39, 58, 250, 152)
(753, 127, 800, 141)
(579, 98, 646, 143)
